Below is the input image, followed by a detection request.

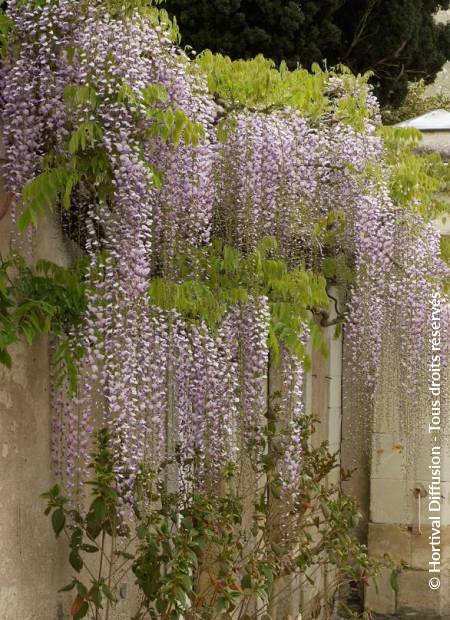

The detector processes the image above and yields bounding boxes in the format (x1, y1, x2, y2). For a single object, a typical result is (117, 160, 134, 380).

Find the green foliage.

(441, 234, 450, 264)
(18, 83, 111, 229)
(64, 83, 100, 109)
(0, 3, 12, 59)
(322, 256, 355, 289)
(197, 51, 373, 129)
(44, 417, 388, 620)
(42, 430, 120, 620)
(383, 79, 450, 125)
(132, 490, 202, 618)
(144, 104, 206, 146)
(115, 80, 205, 145)
(376, 126, 450, 221)
(441, 235, 450, 293)
(18, 80, 205, 231)
(148, 238, 330, 363)
(166, 0, 450, 108)
(198, 52, 450, 223)
(0, 255, 86, 391)
(0, 238, 333, 392)
(19, 165, 79, 230)
(68, 122, 104, 155)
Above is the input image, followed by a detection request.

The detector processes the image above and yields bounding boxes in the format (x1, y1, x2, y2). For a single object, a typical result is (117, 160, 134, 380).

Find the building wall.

(364, 337, 450, 619)
(0, 130, 345, 618)
(2, 143, 447, 620)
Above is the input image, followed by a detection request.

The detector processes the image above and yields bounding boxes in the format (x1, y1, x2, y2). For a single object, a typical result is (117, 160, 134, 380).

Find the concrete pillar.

(298, 288, 344, 619)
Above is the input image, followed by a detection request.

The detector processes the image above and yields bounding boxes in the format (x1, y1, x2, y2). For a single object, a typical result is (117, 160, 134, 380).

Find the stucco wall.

(0, 126, 74, 620)
(0, 138, 138, 619)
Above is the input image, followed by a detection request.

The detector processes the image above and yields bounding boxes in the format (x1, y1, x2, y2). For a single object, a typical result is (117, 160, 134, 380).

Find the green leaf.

(58, 580, 76, 593)
(70, 528, 83, 548)
(271, 542, 284, 557)
(51, 508, 65, 537)
(49, 484, 61, 497)
(156, 598, 168, 614)
(19, 166, 71, 231)
(241, 573, 252, 589)
(172, 585, 187, 605)
(91, 587, 102, 609)
(178, 573, 192, 592)
(87, 497, 106, 527)
(141, 83, 167, 105)
(76, 582, 88, 597)
(91, 496, 107, 521)
(80, 544, 98, 553)
(69, 550, 83, 573)
(64, 84, 98, 108)
(101, 583, 116, 602)
(214, 597, 228, 613)
(63, 173, 78, 210)
(68, 122, 103, 154)
(86, 496, 107, 538)
(390, 569, 400, 593)
(0, 349, 12, 369)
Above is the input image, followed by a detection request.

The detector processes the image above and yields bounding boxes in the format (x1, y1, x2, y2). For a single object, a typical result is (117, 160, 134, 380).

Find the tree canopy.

(164, 0, 450, 107)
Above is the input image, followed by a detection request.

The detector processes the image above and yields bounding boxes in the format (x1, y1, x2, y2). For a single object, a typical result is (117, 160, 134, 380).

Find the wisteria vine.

(1, 0, 448, 513)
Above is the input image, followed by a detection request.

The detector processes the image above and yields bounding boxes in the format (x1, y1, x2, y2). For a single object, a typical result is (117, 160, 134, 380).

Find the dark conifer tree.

(164, 0, 450, 106)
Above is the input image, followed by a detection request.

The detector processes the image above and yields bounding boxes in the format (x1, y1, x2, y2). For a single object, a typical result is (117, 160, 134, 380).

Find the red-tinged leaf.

(0, 191, 13, 221)
(73, 602, 89, 620)
(71, 594, 84, 616)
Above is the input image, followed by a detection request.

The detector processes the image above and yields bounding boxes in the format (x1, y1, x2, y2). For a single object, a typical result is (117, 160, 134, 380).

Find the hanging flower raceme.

(214, 110, 320, 257)
(1, 0, 77, 225)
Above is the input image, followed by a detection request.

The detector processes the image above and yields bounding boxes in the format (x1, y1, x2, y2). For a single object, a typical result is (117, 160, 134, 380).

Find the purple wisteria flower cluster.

(1, 0, 447, 506)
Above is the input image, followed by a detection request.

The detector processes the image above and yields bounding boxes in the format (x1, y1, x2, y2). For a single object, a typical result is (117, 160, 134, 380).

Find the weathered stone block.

(410, 525, 450, 570)
(370, 479, 410, 524)
(368, 522, 412, 565)
(371, 432, 406, 480)
(365, 567, 396, 616)
(397, 569, 446, 616)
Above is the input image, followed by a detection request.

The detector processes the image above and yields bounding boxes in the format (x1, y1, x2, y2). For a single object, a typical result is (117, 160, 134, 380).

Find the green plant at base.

(42, 429, 122, 620)
(44, 414, 393, 620)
